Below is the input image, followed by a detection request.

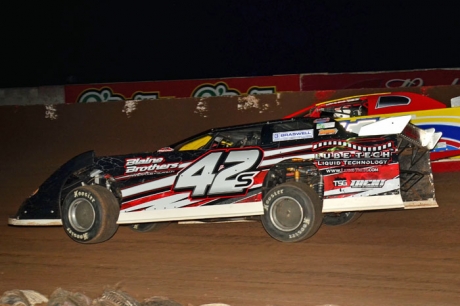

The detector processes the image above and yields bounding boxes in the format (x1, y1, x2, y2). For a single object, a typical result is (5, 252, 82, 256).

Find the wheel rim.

(270, 196, 303, 231)
(68, 198, 95, 232)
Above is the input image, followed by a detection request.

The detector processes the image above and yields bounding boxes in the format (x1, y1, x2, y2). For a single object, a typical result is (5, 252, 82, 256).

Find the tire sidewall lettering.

(288, 218, 309, 239)
(65, 227, 90, 241)
(71, 190, 96, 203)
(264, 189, 284, 209)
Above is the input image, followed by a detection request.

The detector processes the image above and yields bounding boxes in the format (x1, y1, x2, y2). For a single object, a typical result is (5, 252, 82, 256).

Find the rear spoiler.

(357, 115, 442, 150)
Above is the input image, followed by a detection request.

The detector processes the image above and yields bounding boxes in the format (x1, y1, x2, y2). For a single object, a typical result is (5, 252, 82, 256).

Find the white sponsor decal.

(351, 180, 386, 188)
(316, 151, 391, 159)
(124, 156, 178, 174)
(272, 129, 314, 142)
(333, 179, 347, 187)
(126, 163, 179, 174)
(126, 157, 164, 166)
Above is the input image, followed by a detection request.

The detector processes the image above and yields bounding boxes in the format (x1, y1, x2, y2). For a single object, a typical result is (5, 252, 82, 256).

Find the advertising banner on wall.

(64, 75, 301, 103)
(300, 68, 460, 91)
(64, 68, 460, 104)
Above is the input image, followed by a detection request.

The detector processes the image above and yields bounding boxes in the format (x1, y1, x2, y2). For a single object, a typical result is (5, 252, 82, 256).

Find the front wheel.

(62, 185, 120, 244)
(261, 182, 323, 242)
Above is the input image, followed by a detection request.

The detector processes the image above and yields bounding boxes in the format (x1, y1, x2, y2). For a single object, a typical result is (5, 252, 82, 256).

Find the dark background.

(2, 1, 460, 88)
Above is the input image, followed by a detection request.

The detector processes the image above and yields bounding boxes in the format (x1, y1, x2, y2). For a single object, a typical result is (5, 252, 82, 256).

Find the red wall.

(64, 68, 460, 104)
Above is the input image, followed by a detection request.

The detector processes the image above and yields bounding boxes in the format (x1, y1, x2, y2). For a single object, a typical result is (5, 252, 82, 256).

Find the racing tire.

(129, 222, 170, 233)
(261, 182, 323, 242)
(323, 211, 362, 226)
(61, 185, 120, 244)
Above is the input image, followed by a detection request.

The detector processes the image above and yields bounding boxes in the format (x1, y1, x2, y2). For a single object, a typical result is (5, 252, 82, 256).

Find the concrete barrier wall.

(3, 86, 460, 168)
(0, 86, 65, 105)
(3, 85, 460, 159)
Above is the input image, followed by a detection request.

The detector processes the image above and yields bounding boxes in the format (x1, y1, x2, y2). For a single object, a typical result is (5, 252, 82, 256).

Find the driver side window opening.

(211, 127, 262, 149)
(176, 126, 263, 151)
(320, 101, 369, 118)
(376, 96, 411, 109)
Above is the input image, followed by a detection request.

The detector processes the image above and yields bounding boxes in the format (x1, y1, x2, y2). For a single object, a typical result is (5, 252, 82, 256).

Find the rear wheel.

(62, 185, 119, 244)
(323, 211, 362, 226)
(130, 222, 169, 233)
(261, 182, 323, 242)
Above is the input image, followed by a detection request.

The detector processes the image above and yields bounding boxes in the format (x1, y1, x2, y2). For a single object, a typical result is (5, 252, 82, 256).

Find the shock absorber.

(285, 165, 323, 198)
(317, 174, 324, 199)
(294, 168, 300, 182)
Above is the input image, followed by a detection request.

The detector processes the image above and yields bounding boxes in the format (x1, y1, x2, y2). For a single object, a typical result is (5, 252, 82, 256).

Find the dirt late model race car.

(285, 91, 460, 172)
(8, 115, 441, 244)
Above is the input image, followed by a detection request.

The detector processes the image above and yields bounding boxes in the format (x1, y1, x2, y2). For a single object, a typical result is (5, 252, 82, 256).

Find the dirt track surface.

(0, 170, 459, 306)
(1, 98, 460, 306)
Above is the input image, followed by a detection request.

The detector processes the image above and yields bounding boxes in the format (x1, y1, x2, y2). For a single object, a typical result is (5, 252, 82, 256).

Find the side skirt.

(116, 202, 264, 224)
(322, 194, 405, 213)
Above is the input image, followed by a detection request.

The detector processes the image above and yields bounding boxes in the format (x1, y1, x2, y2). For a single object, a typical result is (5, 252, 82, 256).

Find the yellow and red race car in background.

(285, 92, 460, 172)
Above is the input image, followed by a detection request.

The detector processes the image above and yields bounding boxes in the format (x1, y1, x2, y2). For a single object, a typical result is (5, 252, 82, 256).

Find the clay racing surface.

(1, 170, 459, 305)
(0, 97, 459, 305)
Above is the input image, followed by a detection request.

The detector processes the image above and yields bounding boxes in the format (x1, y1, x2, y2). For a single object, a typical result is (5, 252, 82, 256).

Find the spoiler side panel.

(358, 116, 412, 136)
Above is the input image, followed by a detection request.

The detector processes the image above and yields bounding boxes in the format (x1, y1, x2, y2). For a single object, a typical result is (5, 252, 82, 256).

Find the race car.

(8, 115, 441, 244)
(285, 91, 460, 172)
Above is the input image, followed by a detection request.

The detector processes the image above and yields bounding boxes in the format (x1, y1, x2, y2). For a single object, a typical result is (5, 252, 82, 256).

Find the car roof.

(209, 116, 319, 132)
(285, 92, 447, 118)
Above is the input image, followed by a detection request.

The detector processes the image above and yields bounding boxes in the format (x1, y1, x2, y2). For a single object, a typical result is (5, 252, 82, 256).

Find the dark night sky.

(2, 1, 460, 88)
